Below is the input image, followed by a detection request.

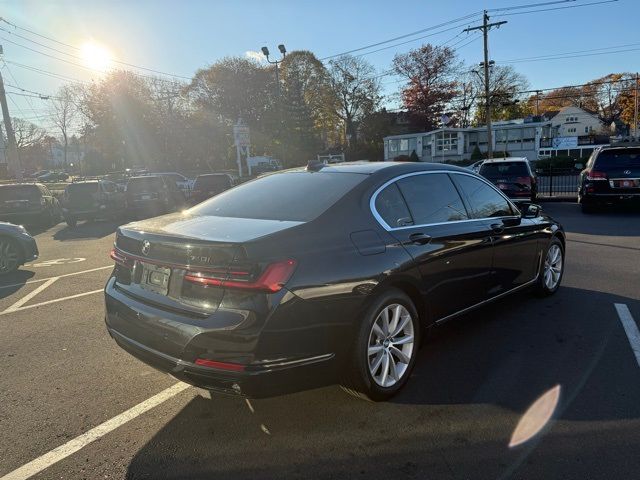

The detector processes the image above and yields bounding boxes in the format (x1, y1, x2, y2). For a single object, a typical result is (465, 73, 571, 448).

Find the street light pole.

(261, 44, 287, 97)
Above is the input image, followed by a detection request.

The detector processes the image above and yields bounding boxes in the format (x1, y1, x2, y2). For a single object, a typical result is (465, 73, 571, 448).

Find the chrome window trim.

(369, 170, 521, 232)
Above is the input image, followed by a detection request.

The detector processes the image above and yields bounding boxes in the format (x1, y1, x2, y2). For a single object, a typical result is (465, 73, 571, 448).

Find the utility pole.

(0, 48, 22, 181)
(464, 11, 507, 160)
(634, 72, 638, 139)
(535, 90, 542, 116)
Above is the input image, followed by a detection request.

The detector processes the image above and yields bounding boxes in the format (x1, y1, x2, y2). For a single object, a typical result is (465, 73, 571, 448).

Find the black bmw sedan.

(105, 162, 565, 401)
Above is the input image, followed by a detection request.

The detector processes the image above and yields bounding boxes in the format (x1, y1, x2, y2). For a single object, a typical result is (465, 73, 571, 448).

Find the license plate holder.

(139, 262, 171, 295)
(141, 194, 151, 200)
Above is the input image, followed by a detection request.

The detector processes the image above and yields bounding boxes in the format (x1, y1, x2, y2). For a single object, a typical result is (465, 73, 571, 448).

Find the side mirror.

(523, 204, 541, 218)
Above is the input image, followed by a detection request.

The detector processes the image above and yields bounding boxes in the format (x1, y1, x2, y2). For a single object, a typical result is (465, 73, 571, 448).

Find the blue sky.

(2, 0, 638, 131)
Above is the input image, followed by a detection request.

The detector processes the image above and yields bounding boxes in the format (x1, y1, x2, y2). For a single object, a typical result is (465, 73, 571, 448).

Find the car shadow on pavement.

(124, 287, 640, 480)
(0, 270, 35, 299)
(541, 202, 640, 237)
(53, 221, 121, 241)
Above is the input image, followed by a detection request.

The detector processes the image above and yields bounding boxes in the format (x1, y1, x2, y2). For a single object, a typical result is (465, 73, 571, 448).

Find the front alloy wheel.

(367, 304, 415, 388)
(536, 238, 564, 296)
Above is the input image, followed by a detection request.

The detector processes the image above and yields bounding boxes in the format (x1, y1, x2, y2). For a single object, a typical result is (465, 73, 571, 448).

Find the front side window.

(395, 173, 469, 225)
(452, 174, 513, 219)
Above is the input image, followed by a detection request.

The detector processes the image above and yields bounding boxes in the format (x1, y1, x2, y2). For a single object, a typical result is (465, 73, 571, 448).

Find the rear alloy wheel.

(0, 238, 21, 275)
(368, 304, 415, 388)
(536, 238, 564, 296)
(342, 289, 420, 401)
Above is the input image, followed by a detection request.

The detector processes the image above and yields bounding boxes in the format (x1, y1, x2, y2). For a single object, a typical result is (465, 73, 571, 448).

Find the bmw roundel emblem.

(141, 240, 151, 256)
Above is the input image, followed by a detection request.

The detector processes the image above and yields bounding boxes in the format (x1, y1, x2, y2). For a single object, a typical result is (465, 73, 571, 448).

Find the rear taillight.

(586, 170, 607, 180)
(110, 248, 134, 268)
(184, 259, 297, 293)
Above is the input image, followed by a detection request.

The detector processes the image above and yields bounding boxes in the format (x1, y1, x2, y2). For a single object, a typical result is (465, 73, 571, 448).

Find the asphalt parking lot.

(1, 203, 639, 480)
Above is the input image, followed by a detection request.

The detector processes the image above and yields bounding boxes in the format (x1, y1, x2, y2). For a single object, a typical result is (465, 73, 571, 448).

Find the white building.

(549, 105, 603, 137)
(384, 118, 552, 163)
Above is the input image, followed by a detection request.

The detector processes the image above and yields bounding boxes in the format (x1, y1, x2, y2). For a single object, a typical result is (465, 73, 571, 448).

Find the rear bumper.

(107, 327, 334, 398)
(0, 210, 46, 224)
(104, 278, 337, 398)
(582, 192, 640, 205)
(63, 206, 111, 219)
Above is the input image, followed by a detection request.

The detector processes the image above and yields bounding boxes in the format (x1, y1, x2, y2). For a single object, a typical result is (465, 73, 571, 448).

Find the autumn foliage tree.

(393, 44, 461, 130)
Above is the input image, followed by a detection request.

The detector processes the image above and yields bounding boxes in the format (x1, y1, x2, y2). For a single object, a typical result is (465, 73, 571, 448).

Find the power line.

(320, 11, 483, 60)
(0, 19, 192, 80)
(487, 0, 577, 12)
(5, 60, 91, 84)
(0, 35, 188, 85)
(496, 0, 617, 16)
(497, 46, 640, 64)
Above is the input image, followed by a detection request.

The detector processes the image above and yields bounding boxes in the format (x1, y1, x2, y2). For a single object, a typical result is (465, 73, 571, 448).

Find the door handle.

(408, 233, 432, 245)
(490, 223, 505, 234)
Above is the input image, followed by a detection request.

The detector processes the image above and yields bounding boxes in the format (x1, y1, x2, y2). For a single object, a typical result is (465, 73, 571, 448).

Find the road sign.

(233, 124, 250, 147)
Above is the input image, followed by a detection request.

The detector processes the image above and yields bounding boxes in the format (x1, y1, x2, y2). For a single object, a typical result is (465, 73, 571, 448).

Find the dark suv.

(62, 180, 126, 227)
(478, 158, 537, 202)
(579, 146, 640, 212)
(191, 173, 234, 204)
(126, 175, 187, 219)
(0, 183, 62, 226)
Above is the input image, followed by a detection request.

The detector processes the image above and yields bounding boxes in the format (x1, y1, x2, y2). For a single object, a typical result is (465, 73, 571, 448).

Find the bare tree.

(328, 55, 381, 146)
(50, 85, 79, 168)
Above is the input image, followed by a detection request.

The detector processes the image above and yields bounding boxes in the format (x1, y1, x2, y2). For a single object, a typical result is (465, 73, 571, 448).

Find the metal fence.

(536, 167, 580, 199)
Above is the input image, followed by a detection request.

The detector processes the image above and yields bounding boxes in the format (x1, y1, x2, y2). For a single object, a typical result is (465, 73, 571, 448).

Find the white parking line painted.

(4, 277, 58, 313)
(0, 289, 104, 317)
(615, 303, 640, 368)
(0, 265, 113, 290)
(0, 382, 191, 480)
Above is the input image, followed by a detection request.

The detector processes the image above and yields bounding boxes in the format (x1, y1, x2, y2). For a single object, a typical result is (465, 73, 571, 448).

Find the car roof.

(295, 161, 468, 175)
(481, 157, 529, 164)
(129, 175, 163, 180)
(197, 173, 230, 177)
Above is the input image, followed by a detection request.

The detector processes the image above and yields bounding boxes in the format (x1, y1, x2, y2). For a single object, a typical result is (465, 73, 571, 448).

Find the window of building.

(389, 139, 398, 153)
(585, 126, 590, 134)
(408, 137, 417, 153)
(396, 173, 469, 224)
(399, 139, 409, 151)
(522, 128, 535, 142)
(436, 132, 458, 152)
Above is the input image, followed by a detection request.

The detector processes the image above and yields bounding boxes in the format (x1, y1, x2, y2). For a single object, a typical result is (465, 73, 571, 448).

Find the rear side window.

(395, 173, 469, 225)
(194, 175, 232, 190)
(479, 162, 530, 177)
(452, 174, 513, 218)
(189, 171, 365, 222)
(67, 183, 99, 196)
(127, 177, 163, 192)
(375, 183, 413, 228)
(0, 185, 41, 200)
(595, 149, 640, 169)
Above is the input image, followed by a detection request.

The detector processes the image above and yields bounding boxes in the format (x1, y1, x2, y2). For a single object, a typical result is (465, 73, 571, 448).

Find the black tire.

(66, 216, 77, 228)
(341, 288, 421, 401)
(0, 237, 22, 275)
(580, 201, 595, 213)
(535, 237, 564, 297)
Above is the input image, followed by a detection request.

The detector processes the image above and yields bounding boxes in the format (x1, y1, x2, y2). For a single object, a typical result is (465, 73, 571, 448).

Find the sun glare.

(80, 42, 112, 71)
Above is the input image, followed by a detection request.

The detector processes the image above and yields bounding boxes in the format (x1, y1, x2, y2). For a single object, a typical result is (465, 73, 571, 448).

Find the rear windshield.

(595, 149, 640, 169)
(480, 162, 529, 177)
(67, 183, 99, 195)
(127, 177, 163, 192)
(189, 171, 365, 221)
(194, 175, 232, 189)
(0, 185, 41, 201)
